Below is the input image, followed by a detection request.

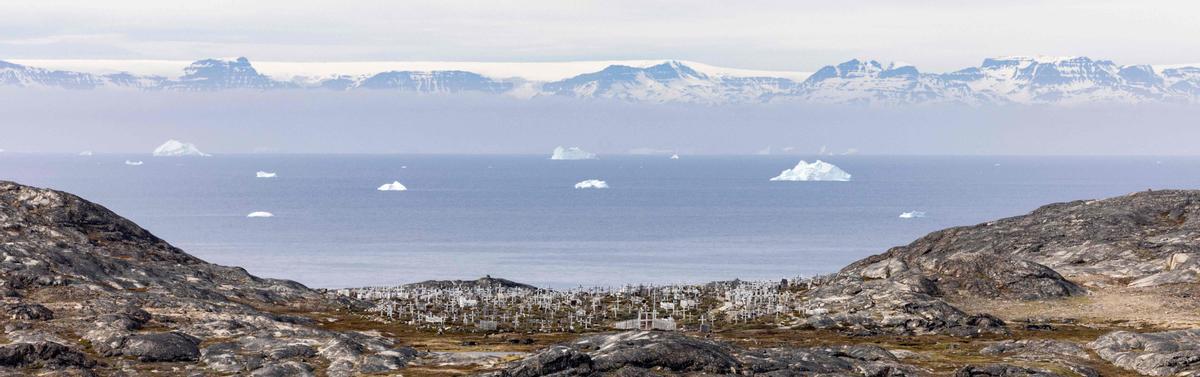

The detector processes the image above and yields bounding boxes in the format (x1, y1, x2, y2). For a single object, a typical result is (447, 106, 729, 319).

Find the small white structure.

(899, 211, 926, 219)
(574, 179, 609, 189)
(153, 139, 210, 157)
(550, 146, 596, 160)
(256, 171, 277, 178)
(246, 211, 274, 218)
(769, 160, 851, 181)
(612, 311, 676, 331)
(124, 160, 144, 166)
(377, 181, 408, 191)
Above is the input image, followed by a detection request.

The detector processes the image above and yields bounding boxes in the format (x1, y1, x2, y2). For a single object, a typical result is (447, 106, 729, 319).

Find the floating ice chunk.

(256, 171, 277, 178)
(670, 154, 680, 160)
(153, 139, 210, 157)
(124, 160, 144, 166)
(899, 211, 926, 219)
(574, 179, 609, 189)
(769, 160, 851, 181)
(550, 146, 596, 160)
(79, 150, 93, 156)
(246, 211, 274, 218)
(377, 181, 408, 191)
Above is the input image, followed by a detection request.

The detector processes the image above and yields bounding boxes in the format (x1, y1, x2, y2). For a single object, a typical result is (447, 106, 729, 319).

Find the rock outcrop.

(486, 331, 925, 376)
(802, 190, 1200, 336)
(0, 181, 416, 375)
(1088, 329, 1200, 376)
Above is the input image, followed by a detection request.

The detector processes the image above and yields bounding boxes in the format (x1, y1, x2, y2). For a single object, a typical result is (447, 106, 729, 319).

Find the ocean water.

(3, 154, 1199, 288)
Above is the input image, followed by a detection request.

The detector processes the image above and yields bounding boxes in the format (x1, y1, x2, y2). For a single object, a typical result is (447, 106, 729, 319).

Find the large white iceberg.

(246, 211, 274, 218)
(377, 181, 408, 191)
(899, 211, 926, 219)
(769, 160, 851, 181)
(550, 146, 596, 160)
(256, 171, 277, 178)
(153, 139, 210, 157)
(574, 179, 609, 189)
(79, 150, 94, 156)
(670, 154, 680, 160)
(124, 160, 144, 166)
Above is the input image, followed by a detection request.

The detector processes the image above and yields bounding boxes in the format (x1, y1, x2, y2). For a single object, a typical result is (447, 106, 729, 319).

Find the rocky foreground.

(2, 181, 1200, 376)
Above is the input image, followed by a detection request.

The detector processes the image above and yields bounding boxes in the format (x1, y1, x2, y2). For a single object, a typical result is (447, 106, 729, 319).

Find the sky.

(3, 1, 1200, 156)
(3, 0, 1200, 71)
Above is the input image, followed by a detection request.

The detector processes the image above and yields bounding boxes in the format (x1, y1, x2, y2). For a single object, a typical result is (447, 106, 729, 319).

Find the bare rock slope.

(0, 181, 415, 375)
(802, 190, 1200, 337)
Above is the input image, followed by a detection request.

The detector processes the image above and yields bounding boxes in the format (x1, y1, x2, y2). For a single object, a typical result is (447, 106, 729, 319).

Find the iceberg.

(670, 154, 680, 160)
(769, 160, 851, 181)
(256, 171, 277, 178)
(550, 146, 596, 160)
(899, 211, 926, 219)
(377, 181, 408, 191)
(79, 150, 94, 156)
(124, 160, 144, 166)
(153, 139, 211, 157)
(574, 179, 609, 189)
(246, 211, 274, 218)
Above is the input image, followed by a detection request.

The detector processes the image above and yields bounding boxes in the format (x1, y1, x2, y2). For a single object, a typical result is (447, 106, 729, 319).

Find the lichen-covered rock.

(0, 342, 94, 369)
(1088, 329, 1200, 376)
(488, 331, 925, 376)
(5, 303, 52, 321)
(250, 361, 316, 377)
(799, 276, 1007, 336)
(954, 364, 1064, 377)
(119, 332, 202, 362)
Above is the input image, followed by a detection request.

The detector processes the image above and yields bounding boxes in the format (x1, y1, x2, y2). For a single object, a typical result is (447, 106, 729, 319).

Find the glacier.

(256, 171, 277, 178)
(246, 211, 274, 218)
(377, 181, 408, 191)
(550, 146, 596, 160)
(899, 211, 927, 219)
(153, 140, 210, 157)
(769, 160, 852, 182)
(574, 179, 609, 189)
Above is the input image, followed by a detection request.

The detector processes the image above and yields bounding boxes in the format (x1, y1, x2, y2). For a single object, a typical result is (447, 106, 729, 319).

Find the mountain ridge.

(3, 56, 1200, 105)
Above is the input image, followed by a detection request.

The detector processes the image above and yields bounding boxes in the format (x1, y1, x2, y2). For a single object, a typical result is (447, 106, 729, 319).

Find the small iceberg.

(124, 160, 144, 166)
(256, 171, 277, 178)
(670, 154, 680, 160)
(550, 146, 596, 160)
(377, 181, 408, 191)
(574, 179, 609, 189)
(769, 160, 851, 181)
(899, 211, 926, 219)
(153, 139, 210, 157)
(79, 150, 94, 156)
(246, 211, 274, 218)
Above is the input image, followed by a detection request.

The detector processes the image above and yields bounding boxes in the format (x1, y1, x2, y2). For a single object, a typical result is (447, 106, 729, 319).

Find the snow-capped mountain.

(788, 59, 975, 105)
(157, 57, 294, 91)
(0, 60, 158, 89)
(3, 56, 1200, 106)
(353, 70, 512, 93)
(542, 61, 795, 104)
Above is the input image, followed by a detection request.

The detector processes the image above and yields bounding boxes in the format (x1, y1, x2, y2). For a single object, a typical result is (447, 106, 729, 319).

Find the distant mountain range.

(3, 56, 1199, 106)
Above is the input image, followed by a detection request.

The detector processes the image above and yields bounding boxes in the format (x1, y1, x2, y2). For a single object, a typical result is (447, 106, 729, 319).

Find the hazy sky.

(3, 0, 1200, 71)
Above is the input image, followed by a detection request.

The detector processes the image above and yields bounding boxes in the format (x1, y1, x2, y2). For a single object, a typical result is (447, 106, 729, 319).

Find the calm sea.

(2, 154, 1197, 288)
